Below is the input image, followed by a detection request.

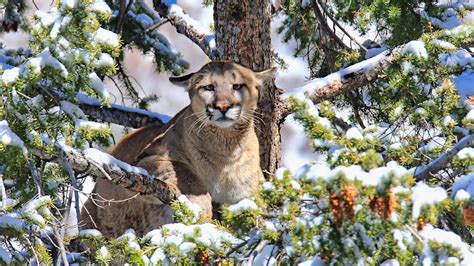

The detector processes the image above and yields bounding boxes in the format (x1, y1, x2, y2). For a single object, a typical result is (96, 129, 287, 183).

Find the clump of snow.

(431, 39, 456, 50)
(60, 101, 86, 119)
(95, 53, 114, 68)
(298, 257, 324, 266)
(144, 223, 241, 257)
(1, 67, 21, 85)
(457, 147, 474, 160)
(452, 173, 473, 202)
(0, 120, 28, 155)
(99, 246, 108, 258)
(262, 181, 275, 191)
(227, 199, 259, 213)
(411, 182, 447, 219)
(402, 41, 428, 59)
(345, 127, 364, 140)
(393, 229, 414, 251)
(381, 259, 401, 266)
(179, 242, 196, 255)
(88, 72, 110, 99)
(418, 137, 446, 153)
(78, 229, 103, 238)
(61, 0, 77, 11)
(443, 115, 455, 126)
(28, 48, 68, 77)
(35, 10, 60, 27)
(264, 221, 277, 232)
(83, 148, 149, 175)
(275, 167, 288, 180)
(420, 224, 473, 264)
(75, 119, 108, 131)
(94, 28, 119, 47)
(177, 195, 202, 223)
(90, 0, 112, 14)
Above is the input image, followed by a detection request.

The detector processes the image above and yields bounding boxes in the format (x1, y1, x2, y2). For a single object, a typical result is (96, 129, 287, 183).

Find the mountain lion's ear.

(169, 72, 195, 89)
(255, 67, 277, 85)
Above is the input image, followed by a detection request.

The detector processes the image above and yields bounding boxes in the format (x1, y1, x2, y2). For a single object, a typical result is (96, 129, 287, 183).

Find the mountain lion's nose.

(214, 102, 232, 114)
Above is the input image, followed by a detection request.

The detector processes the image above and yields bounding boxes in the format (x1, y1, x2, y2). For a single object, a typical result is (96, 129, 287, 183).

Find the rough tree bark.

(214, 0, 286, 176)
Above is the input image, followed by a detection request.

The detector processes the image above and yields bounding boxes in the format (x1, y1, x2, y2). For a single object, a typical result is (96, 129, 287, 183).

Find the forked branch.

(153, 0, 217, 59)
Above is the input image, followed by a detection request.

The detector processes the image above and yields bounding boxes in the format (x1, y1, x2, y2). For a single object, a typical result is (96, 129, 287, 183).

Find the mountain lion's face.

(170, 61, 276, 129)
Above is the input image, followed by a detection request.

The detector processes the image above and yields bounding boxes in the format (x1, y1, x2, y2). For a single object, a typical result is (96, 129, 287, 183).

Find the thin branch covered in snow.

(153, 0, 217, 59)
(414, 134, 474, 181)
(283, 47, 400, 104)
(77, 93, 171, 128)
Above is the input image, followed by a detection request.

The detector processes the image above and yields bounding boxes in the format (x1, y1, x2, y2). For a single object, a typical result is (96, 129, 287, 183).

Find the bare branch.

(316, 0, 368, 52)
(31, 148, 179, 204)
(311, 0, 348, 50)
(77, 93, 171, 128)
(153, 0, 217, 59)
(414, 134, 474, 181)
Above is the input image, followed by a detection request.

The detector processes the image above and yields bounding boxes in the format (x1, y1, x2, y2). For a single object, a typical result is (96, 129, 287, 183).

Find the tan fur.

(80, 61, 275, 238)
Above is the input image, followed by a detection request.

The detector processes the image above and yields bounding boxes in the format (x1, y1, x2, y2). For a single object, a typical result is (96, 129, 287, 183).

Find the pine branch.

(414, 134, 474, 181)
(31, 147, 179, 204)
(78, 93, 171, 128)
(153, 0, 217, 59)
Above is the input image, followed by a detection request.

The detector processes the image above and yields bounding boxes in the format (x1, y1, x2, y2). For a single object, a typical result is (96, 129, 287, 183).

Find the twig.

(246, 239, 269, 264)
(0, 171, 7, 211)
(311, 0, 348, 50)
(58, 151, 81, 228)
(414, 134, 474, 181)
(153, 0, 217, 59)
(27, 160, 43, 196)
(316, 0, 368, 52)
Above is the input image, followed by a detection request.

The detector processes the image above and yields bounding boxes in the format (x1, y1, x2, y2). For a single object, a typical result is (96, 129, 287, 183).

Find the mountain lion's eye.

(202, 84, 214, 91)
(233, 84, 244, 90)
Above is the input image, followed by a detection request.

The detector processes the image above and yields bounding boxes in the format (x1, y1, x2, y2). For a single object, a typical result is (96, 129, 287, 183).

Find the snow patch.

(227, 199, 258, 213)
(411, 182, 447, 219)
(0, 120, 28, 155)
(94, 28, 119, 47)
(402, 41, 428, 59)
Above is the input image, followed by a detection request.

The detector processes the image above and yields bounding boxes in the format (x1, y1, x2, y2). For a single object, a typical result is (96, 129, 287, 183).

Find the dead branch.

(414, 134, 474, 181)
(31, 147, 179, 204)
(153, 0, 217, 59)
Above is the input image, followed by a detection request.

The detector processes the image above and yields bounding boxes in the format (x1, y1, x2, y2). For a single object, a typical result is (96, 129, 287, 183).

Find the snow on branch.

(414, 134, 474, 181)
(153, 0, 217, 59)
(283, 47, 400, 103)
(77, 93, 171, 128)
(31, 146, 179, 204)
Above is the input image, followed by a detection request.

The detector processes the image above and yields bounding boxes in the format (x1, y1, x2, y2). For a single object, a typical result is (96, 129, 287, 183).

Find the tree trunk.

(214, 0, 285, 177)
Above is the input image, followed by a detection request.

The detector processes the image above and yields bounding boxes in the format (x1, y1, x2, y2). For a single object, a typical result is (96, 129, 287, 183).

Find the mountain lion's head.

(170, 61, 276, 129)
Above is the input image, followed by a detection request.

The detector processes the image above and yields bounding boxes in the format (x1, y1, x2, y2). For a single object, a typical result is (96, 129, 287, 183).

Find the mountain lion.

(79, 61, 276, 237)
